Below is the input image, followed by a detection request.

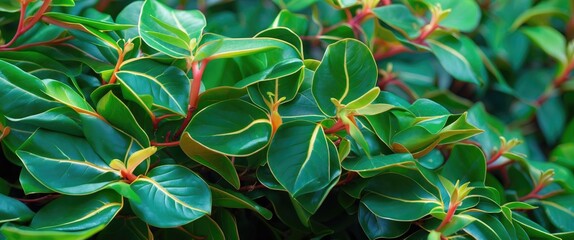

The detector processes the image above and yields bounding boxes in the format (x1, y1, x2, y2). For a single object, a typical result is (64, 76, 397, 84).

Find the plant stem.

(151, 141, 180, 147)
(0, 0, 52, 49)
(335, 172, 357, 187)
(518, 183, 559, 201)
(0, 36, 73, 51)
(95, 0, 112, 11)
(436, 202, 457, 232)
(324, 119, 346, 134)
(535, 59, 574, 106)
(486, 149, 503, 165)
(173, 60, 208, 140)
(17, 194, 60, 204)
(239, 183, 267, 192)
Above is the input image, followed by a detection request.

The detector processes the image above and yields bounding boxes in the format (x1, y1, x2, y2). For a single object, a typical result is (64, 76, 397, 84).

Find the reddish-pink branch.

(173, 60, 209, 140)
(535, 60, 574, 106)
(324, 119, 347, 134)
(151, 141, 180, 147)
(335, 172, 357, 187)
(436, 202, 457, 232)
(0, 0, 52, 49)
(17, 194, 60, 204)
(0, 36, 73, 51)
(517, 182, 562, 201)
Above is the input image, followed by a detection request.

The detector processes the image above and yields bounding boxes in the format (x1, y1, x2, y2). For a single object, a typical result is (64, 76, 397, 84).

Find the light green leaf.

(43, 12, 133, 30)
(426, 0, 481, 32)
(427, 36, 482, 85)
(129, 165, 211, 228)
(372, 4, 422, 38)
(342, 153, 414, 174)
(139, 0, 206, 58)
(512, 0, 570, 29)
(522, 26, 567, 65)
(96, 92, 150, 146)
(195, 38, 300, 61)
(43, 80, 95, 115)
(0, 222, 106, 240)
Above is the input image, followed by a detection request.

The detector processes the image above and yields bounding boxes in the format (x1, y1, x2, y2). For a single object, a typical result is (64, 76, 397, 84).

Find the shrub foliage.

(1, 0, 574, 239)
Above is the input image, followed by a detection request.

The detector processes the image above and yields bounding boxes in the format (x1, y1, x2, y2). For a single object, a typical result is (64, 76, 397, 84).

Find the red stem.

(487, 160, 514, 171)
(0, 2, 28, 48)
(0, 36, 73, 51)
(174, 60, 209, 139)
(151, 141, 180, 147)
(382, 0, 392, 5)
(374, 45, 409, 60)
(324, 119, 346, 134)
(95, 0, 112, 11)
(21, 0, 52, 33)
(239, 183, 268, 192)
(0, 0, 50, 49)
(17, 194, 60, 204)
(120, 170, 138, 183)
(535, 59, 574, 106)
(335, 172, 357, 187)
(436, 202, 457, 232)
(518, 182, 551, 201)
(152, 114, 179, 130)
(486, 149, 503, 165)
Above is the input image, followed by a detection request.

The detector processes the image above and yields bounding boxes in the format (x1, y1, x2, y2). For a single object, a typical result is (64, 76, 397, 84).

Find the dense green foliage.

(1, 0, 574, 239)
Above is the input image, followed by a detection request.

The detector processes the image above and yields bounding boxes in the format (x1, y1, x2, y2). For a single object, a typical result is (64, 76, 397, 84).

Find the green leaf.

(212, 209, 240, 240)
(117, 58, 190, 116)
(541, 194, 574, 231)
(362, 173, 441, 221)
(272, 0, 319, 11)
(272, 11, 309, 36)
(187, 99, 272, 156)
(440, 144, 486, 185)
(43, 80, 95, 114)
(312, 39, 378, 116)
(195, 37, 300, 61)
(358, 203, 411, 239)
(210, 185, 273, 220)
(139, 0, 206, 58)
(521, 26, 567, 65)
(342, 153, 414, 175)
(0, 194, 34, 223)
(234, 58, 304, 88)
(129, 165, 211, 228)
(0, 222, 106, 240)
(268, 121, 331, 197)
(0, 60, 59, 119)
(180, 133, 240, 189)
(512, 0, 570, 29)
(96, 92, 149, 146)
(165, 216, 225, 240)
(464, 212, 511, 240)
(537, 96, 566, 145)
(512, 212, 560, 240)
(427, 35, 483, 85)
(43, 12, 134, 31)
(0, 0, 19, 12)
(30, 190, 122, 231)
(16, 130, 121, 195)
(372, 4, 422, 38)
(426, 0, 481, 32)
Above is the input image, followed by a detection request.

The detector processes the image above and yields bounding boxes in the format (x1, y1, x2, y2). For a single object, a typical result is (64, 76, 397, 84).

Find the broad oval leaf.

(96, 92, 149, 146)
(129, 165, 211, 228)
(210, 185, 273, 220)
(139, 0, 206, 58)
(358, 203, 411, 239)
(521, 26, 567, 65)
(268, 121, 331, 197)
(16, 130, 121, 195)
(372, 4, 422, 38)
(195, 38, 299, 61)
(30, 190, 122, 231)
(312, 39, 377, 116)
(440, 144, 486, 185)
(427, 36, 482, 85)
(187, 99, 272, 156)
(117, 58, 190, 116)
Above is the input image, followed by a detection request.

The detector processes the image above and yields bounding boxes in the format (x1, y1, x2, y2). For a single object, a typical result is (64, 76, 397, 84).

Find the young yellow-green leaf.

(425, 0, 481, 32)
(30, 191, 122, 231)
(126, 147, 157, 174)
(139, 0, 206, 58)
(345, 87, 380, 110)
(312, 39, 377, 116)
(187, 99, 272, 156)
(268, 121, 331, 197)
(109, 159, 125, 171)
(44, 80, 96, 115)
(522, 26, 567, 65)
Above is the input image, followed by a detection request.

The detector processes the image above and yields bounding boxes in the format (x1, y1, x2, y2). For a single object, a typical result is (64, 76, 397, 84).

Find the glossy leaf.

(0, 194, 34, 223)
(187, 99, 272, 156)
(16, 130, 120, 195)
(358, 203, 411, 239)
(210, 185, 273, 220)
(129, 165, 211, 227)
(312, 39, 377, 116)
(372, 4, 422, 38)
(139, 0, 206, 58)
(268, 121, 331, 197)
(30, 191, 122, 231)
(522, 26, 567, 64)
